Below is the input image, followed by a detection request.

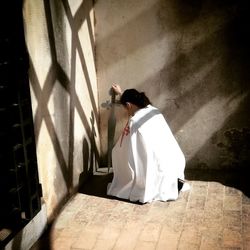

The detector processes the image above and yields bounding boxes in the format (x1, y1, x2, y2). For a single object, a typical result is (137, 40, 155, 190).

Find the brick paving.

(30, 170, 250, 250)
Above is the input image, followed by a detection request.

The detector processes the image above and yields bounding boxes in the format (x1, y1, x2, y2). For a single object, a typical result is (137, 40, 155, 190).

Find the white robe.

(107, 105, 186, 203)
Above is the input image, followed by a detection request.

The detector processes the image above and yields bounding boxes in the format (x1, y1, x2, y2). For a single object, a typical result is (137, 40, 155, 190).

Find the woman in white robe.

(107, 84, 189, 203)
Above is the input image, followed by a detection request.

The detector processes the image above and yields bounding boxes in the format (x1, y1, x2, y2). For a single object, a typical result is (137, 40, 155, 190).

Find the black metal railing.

(0, 1, 42, 246)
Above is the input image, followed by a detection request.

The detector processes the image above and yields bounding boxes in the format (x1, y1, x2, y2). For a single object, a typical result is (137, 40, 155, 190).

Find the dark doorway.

(0, 1, 42, 247)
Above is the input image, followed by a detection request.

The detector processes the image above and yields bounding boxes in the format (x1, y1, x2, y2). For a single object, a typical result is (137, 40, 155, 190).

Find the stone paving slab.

(30, 173, 250, 250)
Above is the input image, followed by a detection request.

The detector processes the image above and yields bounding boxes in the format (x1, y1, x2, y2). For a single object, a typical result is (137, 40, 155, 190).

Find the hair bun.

(120, 89, 151, 108)
(139, 92, 145, 98)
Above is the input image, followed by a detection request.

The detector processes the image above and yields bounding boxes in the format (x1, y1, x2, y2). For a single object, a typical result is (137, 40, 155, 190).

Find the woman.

(107, 84, 189, 203)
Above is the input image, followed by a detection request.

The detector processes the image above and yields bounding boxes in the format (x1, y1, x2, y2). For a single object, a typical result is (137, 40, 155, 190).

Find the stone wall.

(22, 0, 250, 219)
(23, 0, 100, 219)
(96, 0, 250, 171)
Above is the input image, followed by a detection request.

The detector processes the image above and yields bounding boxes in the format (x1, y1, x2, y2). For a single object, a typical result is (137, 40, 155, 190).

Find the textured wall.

(23, 0, 99, 219)
(96, 0, 250, 171)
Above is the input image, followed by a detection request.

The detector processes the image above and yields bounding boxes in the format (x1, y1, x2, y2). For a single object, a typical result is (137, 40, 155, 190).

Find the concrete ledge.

(5, 203, 47, 250)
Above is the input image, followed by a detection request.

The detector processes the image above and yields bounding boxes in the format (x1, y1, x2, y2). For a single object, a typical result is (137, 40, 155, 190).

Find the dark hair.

(120, 89, 151, 108)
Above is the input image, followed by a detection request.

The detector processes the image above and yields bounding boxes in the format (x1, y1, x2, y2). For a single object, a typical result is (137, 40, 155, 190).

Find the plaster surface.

(23, 0, 100, 219)
(95, 0, 250, 171)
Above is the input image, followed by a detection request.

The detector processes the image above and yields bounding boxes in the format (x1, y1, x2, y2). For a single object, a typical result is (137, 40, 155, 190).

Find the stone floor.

(30, 169, 250, 250)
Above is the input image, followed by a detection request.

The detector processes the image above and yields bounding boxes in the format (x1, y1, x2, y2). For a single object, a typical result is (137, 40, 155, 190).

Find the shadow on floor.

(78, 169, 144, 205)
(79, 167, 250, 199)
(29, 223, 52, 250)
(78, 170, 113, 198)
(185, 168, 250, 197)
(30, 170, 113, 250)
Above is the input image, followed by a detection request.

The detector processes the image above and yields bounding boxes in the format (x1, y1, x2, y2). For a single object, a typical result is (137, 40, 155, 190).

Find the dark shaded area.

(185, 168, 250, 197)
(79, 172, 113, 198)
(0, 1, 42, 248)
(78, 171, 145, 206)
(78, 174, 187, 203)
(29, 223, 53, 250)
(0, 0, 98, 249)
(107, 90, 117, 173)
(188, 92, 250, 164)
(156, 0, 250, 189)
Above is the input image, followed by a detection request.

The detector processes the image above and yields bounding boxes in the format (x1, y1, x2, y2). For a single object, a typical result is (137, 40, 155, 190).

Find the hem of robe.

(107, 183, 180, 203)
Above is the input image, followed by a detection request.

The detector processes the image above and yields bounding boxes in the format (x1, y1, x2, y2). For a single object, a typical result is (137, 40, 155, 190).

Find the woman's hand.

(112, 84, 122, 95)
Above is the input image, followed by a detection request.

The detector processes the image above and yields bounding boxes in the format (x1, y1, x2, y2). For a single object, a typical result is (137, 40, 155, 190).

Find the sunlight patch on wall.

(48, 78, 70, 161)
(36, 120, 67, 217)
(73, 110, 87, 186)
(96, 0, 156, 41)
(29, 82, 38, 118)
(154, 58, 220, 110)
(78, 19, 97, 97)
(69, 0, 83, 16)
(53, 1, 72, 80)
(104, 37, 171, 88)
(75, 51, 97, 132)
(177, 92, 248, 161)
(179, 7, 237, 54)
(48, 79, 70, 116)
(23, 0, 52, 89)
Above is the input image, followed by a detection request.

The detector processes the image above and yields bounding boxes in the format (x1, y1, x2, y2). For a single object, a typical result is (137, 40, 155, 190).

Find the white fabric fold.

(107, 105, 186, 203)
